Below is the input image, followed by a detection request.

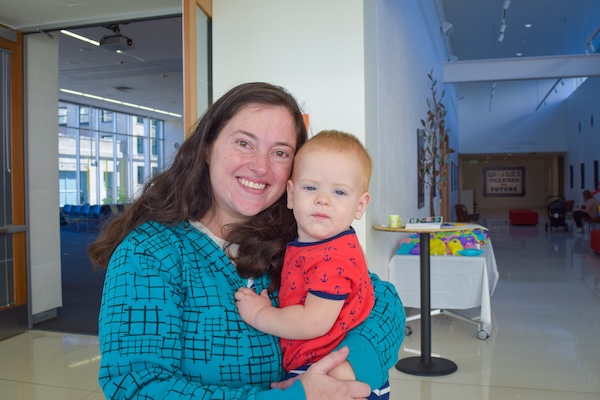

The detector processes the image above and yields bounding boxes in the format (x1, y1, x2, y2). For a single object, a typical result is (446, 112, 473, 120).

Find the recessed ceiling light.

(516, 52, 523, 56)
(524, 23, 532, 28)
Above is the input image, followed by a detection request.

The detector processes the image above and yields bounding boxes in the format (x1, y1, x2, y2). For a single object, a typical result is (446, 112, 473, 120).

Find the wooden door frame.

(0, 30, 28, 340)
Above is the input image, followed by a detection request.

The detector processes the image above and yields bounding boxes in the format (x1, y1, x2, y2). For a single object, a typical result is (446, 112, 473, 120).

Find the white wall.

(458, 80, 569, 154)
(565, 77, 600, 203)
(212, 0, 368, 239)
(26, 34, 63, 317)
(212, 0, 459, 278)
(364, 0, 459, 278)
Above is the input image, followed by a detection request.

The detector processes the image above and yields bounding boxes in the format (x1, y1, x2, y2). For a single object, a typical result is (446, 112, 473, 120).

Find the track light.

(503, 0, 511, 10)
(498, 33, 505, 42)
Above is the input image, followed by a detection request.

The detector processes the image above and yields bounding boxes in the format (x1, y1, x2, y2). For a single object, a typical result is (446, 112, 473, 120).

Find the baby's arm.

(235, 288, 344, 340)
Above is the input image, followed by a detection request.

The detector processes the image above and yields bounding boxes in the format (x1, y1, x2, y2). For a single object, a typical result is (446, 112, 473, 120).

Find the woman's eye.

(274, 150, 290, 158)
(237, 140, 250, 148)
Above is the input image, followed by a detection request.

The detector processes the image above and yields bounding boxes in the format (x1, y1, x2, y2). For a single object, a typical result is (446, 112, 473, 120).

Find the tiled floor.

(1, 215, 599, 400)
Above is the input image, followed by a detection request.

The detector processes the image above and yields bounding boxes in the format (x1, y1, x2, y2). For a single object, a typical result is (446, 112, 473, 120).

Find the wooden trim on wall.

(183, 0, 211, 137)
(1, 31, 27, 305)
(197, 0, 212, 18)
(183, 0, 199, 136)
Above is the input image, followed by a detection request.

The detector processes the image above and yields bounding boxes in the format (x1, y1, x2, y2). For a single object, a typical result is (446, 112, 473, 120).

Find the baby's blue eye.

(334, 190, 346, 196)
(305, 186, 316, 191)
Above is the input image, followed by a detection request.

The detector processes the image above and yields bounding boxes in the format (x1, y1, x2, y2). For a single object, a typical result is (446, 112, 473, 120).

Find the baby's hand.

(234, 287, 272, 327)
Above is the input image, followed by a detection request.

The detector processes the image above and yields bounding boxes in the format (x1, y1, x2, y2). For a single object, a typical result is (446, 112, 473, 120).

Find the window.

(58, 101, 165, 206)
(594, 160, 599, 190)
(58, 107, 67, 125)
(136, 116, 144, 124)
(79, 107, 90, 125)
(137, 166, 145, 184)
(58, 171, 77, 206)
(101, 110, 114, 123)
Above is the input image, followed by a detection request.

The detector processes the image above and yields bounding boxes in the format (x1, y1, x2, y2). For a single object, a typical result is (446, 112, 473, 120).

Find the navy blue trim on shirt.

(287, 227, 356, 247)
(308, 289, 349, 300)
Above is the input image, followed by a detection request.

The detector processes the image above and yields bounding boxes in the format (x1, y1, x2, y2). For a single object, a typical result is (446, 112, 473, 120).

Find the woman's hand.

(327, 360, 357, 381)
(272, 347, 371, 400)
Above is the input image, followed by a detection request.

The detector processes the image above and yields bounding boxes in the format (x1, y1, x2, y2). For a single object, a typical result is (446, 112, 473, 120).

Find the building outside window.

(58, 107, 67, 126)
(79, 107, 90, 125)
(101, 110, 114, 123)
(136, 136, 144, 154)
(137, 166, 145, 185)
(58, 101, 164, 206)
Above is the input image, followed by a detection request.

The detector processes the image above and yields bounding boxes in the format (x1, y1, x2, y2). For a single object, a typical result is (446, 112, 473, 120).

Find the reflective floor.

(390, 216, 600, 399)
(0, 216, 599, 400)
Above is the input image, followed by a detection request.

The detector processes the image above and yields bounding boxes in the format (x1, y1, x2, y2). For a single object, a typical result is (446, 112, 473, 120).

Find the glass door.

(0, 33, 28, 341)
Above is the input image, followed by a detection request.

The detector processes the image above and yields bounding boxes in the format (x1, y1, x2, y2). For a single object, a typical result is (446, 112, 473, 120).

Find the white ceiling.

(1, 0, 599, 124)
(57, 17, 183, 120)
(0, 0, 184, 120)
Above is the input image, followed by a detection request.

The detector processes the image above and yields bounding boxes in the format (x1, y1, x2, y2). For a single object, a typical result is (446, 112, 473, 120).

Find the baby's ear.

(354, 192, 371, 220)
(286, 180, 294, 210)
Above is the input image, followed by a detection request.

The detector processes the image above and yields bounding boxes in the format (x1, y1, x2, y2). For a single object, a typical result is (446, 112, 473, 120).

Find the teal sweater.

(98, 221, 405, 399)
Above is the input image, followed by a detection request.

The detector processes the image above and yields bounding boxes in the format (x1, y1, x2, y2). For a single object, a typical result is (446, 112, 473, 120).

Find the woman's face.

(206, 104, 297, 228)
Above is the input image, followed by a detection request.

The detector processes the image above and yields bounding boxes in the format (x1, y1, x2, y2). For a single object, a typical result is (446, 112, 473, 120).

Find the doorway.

(0, 32, 28, 340)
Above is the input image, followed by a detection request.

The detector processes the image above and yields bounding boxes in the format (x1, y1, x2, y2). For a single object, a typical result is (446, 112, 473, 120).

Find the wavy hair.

(88, 82, 307, 290)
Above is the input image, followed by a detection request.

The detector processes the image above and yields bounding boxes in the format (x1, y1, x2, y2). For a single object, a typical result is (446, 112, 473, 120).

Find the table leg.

(395, 231, 458, 376)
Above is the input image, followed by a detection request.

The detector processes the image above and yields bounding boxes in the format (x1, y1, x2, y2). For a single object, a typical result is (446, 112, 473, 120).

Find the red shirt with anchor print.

(278, 228, 374, 372)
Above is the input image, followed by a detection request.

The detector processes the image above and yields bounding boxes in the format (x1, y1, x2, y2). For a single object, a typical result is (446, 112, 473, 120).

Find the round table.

(374, 222, 483, 376)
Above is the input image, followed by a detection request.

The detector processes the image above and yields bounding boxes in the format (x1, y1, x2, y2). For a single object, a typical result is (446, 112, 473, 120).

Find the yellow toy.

(430, 238, 448, 255)
(448, 237, 464, 255)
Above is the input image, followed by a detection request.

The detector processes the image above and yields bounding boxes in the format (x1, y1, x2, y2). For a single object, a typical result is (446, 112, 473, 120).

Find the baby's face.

(287, 149, 370, 243)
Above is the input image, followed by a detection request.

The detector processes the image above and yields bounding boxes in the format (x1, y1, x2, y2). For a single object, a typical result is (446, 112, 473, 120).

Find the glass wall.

(58, 101, 164, 206)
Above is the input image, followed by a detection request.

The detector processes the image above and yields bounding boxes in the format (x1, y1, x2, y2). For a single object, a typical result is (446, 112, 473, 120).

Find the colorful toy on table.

(396, 241, 415, 255)
(398, 228, 489, 256)
(430, 238, 448, 255)
(409, 242, 420, 255)
(463, 241, 479, 250)
(458, 235, 476, 248)
(447, 237, 464, 255)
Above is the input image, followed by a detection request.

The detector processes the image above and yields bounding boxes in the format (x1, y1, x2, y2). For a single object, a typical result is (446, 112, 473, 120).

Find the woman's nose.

(248, 152, 269, 175)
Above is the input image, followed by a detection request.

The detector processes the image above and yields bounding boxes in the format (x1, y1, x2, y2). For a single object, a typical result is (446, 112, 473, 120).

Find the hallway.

(0, 216, 599, 399)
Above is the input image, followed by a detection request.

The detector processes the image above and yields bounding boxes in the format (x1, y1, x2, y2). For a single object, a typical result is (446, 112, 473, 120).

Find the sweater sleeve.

(335, 272, 405, 390)
(98, 226, 306, 400)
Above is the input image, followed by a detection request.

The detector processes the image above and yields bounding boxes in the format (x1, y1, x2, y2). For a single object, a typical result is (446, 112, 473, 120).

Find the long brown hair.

(88, 82, 307, 288)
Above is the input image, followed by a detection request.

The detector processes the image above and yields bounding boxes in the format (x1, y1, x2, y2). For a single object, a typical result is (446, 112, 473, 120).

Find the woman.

(89, 82, 405, 400)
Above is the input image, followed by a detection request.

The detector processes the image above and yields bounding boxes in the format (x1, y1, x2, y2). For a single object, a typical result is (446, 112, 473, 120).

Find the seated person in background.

(573, 189, 599, 233)
(235, 130, 391, 399)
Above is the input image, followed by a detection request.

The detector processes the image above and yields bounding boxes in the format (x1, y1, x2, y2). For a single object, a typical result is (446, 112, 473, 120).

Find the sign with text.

(483, 167, 525, 197)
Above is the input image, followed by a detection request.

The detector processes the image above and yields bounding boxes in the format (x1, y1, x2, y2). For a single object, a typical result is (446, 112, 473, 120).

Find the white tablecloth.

(388, 240, 499, 334)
